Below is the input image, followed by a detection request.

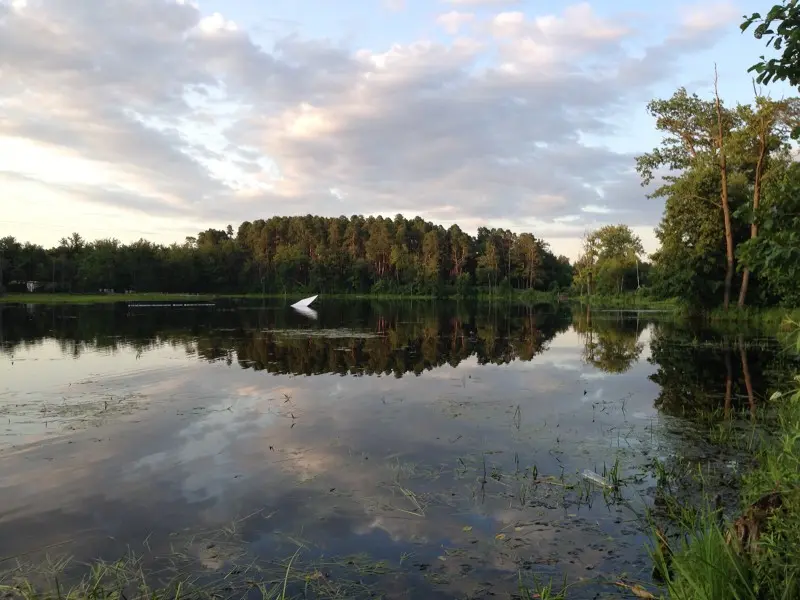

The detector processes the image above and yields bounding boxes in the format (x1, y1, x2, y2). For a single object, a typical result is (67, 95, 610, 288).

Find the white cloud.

(680, 1, 739, 32)
(443, 0, 521, 6)
(490, 11, 524, 36)
(436, 10, 475, 35)
(197, 12, 237, 34)
(0, 0, 739, 258)
(581, 204, 614, 214)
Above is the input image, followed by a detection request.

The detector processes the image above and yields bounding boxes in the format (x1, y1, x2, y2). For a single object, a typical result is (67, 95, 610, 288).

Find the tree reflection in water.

(573, 306, 647, 374)
(1, 301, 795, 408)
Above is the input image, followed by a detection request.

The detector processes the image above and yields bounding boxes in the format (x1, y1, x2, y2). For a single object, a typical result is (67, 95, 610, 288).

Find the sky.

(0, 0, 794, 259)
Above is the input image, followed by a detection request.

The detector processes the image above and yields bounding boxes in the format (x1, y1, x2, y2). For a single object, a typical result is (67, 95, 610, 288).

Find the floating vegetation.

(0, 390, 147, 439)
(261, 328, 383, 340)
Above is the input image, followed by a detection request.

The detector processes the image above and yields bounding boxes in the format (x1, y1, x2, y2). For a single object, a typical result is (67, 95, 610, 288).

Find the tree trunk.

(714, 67, 735, 311)
(739, 335, 756, 420)
(738, 130, 767, 308)
(724, 342, 733, 420)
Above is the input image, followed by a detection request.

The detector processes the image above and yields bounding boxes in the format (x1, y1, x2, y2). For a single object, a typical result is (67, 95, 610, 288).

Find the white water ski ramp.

(291, 295, 318, 308)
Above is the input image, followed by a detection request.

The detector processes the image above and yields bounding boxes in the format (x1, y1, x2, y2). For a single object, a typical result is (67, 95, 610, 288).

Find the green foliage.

(738, 162, 800, 305)
(0, 215, 572, 298)
(652, 517, 757, 600)
(636, 87, 741, 308)
(743, 1, 800, 99)
(647, 165, 730, 307)
(636, 88, 721, 185)
(638, 85, 800, 309)
(572, 309, 647, 373)
(573, 224, 644, 296)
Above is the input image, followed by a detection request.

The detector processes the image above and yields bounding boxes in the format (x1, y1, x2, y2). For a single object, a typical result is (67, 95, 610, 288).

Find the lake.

(0, 300, 796, 598)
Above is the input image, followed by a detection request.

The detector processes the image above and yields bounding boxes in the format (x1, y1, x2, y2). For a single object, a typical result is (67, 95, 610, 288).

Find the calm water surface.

(0, 300, 795, 598)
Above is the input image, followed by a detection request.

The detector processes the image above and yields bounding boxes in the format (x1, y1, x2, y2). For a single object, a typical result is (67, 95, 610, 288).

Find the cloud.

(442, 0, 521, 6)
(436, 10, 476, 35)
(680, 1, 739, 32)
(383, 0, 406, 11)
(0, 0, 738, 257)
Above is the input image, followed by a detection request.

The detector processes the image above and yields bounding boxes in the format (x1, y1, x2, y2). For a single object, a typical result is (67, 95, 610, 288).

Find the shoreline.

(1, 293, 797, 322)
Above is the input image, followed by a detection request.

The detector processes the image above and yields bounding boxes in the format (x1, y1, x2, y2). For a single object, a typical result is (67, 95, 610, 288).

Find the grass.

(0, 503, 397, 600)
(704, 307, 800, 325)
(0, 553, 208, 599)
(2, 291, 504, 305)
(0, 292, 228, 305)
(0, 546, 394, 600)
(0, 291, 502, 305)
(575, 294, 685, 311)
(517, 573, 570, 599)
(651, 518, 757, 600)
(574, 294, 800, 323)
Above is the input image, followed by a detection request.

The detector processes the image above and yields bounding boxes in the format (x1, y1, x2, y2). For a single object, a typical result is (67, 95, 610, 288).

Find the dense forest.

(0, 217, 574, 297)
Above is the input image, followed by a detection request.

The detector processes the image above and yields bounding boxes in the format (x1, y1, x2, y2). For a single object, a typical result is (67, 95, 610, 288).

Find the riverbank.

(0, 291, 563, 305)
(0, 289, 680, 308)
(0, 292, 434, 305)
(704, 306, 800, 325)
(651, 323, 800, 599)
(577, 295, 800, 323)
(2, 293, 798, 327)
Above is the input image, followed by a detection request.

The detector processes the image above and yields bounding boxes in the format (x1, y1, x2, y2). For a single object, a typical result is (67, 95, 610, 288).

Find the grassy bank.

(0, 292, 436, 305)
(576, 294, 684, 311)
(0, 292, 221, 304)
(0, 290, 566, 305)
(0, 546, 389, 600)
(704, 306, 800, 325)
(650, 324, 800, 599)
(578, 294, 800, 323)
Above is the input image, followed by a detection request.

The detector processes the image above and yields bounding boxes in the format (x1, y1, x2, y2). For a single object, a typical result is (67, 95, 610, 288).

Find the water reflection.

(573, 309, 647, 374)
(292, 305, 318, 320)
(0, 301, 796, 598)
(647, 320, 797, 418)
(0, 301, 574, 376)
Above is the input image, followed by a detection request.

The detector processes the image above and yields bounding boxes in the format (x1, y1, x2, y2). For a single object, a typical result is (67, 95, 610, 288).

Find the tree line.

(0, 216, 573, 296)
